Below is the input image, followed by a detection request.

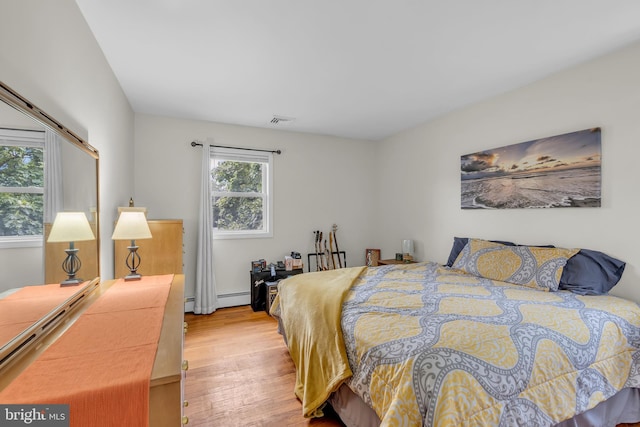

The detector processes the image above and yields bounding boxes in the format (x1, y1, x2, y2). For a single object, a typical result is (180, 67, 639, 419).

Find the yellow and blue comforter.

(274, 261, 640, 426)
(342, 262, 640, 426)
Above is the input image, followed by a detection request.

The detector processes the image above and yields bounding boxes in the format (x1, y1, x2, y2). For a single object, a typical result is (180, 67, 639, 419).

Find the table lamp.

(47, 212, 96, 286)
(112, 211, 152, 281)
(402, 239, 414, 263)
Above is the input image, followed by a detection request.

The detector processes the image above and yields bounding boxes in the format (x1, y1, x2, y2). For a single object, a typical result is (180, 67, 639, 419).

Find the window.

(210, 147, 273, 239)
(0, 128, 45, 247)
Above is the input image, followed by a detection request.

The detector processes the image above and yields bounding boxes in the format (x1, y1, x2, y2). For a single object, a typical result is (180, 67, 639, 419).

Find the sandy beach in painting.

(461, 165, 601, 209)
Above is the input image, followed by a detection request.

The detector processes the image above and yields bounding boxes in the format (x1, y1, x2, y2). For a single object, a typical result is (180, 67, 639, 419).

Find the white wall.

(0, 0, 135, 280)
(134, 114, 377, 306)
(0, 247, 42, 292)
(60, 140, 98, 216)
(376, 40, 640, 302)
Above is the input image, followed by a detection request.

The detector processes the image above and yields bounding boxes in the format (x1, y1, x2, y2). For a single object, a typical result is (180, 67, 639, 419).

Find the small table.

(377, 259, 416, 266)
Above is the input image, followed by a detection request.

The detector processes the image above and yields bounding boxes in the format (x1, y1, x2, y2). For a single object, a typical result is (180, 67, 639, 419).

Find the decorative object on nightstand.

(46, 212, 96, 286)
(402, 239, 414, 263)
(365, 248, 381, 266)
(112, 211, 152, 281)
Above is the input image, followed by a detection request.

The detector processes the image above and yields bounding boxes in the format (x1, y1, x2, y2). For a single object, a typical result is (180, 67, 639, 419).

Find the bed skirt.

(328, 384, 640, 427)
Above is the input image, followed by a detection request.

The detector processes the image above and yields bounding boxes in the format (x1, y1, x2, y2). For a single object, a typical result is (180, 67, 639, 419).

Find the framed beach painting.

(461, 128, 601, 209)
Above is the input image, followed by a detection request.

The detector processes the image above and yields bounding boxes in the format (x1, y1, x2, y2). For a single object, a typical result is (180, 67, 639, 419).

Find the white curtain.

(43, 129, 63, 223)
(194, 143, 218, 314)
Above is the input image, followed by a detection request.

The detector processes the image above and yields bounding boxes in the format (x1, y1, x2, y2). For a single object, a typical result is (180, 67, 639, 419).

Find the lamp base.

(122, 243, 143, 282)
(60, 245, 83, 287)
(60, 277, 84, 287)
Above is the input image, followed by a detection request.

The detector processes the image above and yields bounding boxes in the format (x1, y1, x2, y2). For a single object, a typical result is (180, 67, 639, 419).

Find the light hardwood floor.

(183, 305, 640, 427)
(183, 305, 344, 426)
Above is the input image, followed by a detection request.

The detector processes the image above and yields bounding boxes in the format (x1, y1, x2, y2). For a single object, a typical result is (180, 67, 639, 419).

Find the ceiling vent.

(270, 115, 295, 125)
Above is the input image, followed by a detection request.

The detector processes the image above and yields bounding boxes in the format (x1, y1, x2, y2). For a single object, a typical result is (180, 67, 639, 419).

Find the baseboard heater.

(218, 291, 250, 299)
(184, 291, 250, 312)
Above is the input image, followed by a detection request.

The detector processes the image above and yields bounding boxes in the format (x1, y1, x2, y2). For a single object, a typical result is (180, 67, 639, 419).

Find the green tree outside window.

(212, 160, 265, 231)
(0, 145, 44, 237)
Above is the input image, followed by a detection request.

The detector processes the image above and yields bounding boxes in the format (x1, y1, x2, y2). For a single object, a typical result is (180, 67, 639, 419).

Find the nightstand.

(377, 259, 416, 266)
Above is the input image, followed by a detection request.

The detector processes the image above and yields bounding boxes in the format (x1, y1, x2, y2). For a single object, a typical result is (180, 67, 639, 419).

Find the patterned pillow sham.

(452, 238, 579, 291)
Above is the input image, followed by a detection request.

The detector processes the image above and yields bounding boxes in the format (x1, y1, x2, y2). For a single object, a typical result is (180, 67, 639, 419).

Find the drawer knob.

(182, 360, 189, 371)
(182, 415, 189, 424)
(183, 400, 189, 407)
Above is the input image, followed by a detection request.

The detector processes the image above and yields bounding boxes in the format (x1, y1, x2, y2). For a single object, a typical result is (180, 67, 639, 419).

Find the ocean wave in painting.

(461, 166, 601, 209)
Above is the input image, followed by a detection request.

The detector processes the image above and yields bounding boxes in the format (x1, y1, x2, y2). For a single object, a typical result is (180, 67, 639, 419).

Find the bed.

(271, 238, 640, 427)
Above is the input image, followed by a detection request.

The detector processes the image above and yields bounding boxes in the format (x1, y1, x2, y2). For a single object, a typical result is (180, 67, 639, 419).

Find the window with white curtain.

(210, 146, 273, 239)
(0, 128, 45, 247)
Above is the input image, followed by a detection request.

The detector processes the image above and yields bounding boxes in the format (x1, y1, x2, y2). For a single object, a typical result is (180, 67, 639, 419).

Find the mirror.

(0, 81, 100, 365)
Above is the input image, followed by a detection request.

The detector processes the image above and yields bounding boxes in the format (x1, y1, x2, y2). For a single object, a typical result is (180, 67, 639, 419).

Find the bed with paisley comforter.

(271, 238, 640, 427)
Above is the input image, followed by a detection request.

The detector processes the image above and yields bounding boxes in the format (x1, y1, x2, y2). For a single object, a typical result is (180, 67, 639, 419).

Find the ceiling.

(75, 0, 640, 141)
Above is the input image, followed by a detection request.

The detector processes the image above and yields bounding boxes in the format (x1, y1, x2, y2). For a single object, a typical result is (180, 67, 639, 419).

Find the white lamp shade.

(112, 211, 152, 240)
(402, 239, 414, 254)
(47, 212, 95, 243)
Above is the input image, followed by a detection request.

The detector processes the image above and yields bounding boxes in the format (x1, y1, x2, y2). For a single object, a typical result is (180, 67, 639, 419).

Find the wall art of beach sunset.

(461, 128, 601, 209)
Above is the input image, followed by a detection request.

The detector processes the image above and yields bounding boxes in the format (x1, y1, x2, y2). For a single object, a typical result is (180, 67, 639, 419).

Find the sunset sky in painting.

(461, 128, 601, 179)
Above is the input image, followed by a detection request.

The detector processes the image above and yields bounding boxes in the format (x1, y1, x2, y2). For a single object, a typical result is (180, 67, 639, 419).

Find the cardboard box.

(292, 258, 303, 269)
(284, 256, 293, 271)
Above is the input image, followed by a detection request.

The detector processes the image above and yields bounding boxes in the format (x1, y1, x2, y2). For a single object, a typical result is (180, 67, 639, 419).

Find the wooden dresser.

(150, 274, 188, 426)
(0, 274, 186, 426)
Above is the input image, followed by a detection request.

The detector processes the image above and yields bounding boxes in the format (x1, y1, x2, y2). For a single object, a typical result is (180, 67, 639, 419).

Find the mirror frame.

(0, 80, 100, 370)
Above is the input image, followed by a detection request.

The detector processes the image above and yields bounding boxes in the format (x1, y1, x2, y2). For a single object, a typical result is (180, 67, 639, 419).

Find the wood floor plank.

(183, 305, 344, 426)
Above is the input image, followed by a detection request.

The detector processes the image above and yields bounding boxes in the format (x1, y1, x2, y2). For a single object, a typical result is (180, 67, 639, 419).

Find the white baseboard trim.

(184, 297, 194, 313)
(184, 292, 251, 312)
